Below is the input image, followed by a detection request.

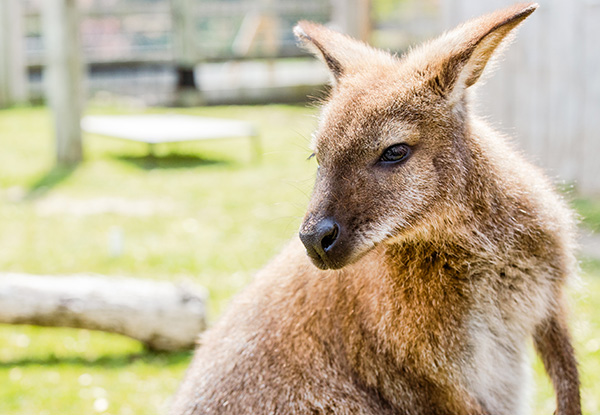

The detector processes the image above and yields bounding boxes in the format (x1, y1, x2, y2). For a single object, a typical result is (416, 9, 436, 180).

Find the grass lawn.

(0, 104, 599, 414)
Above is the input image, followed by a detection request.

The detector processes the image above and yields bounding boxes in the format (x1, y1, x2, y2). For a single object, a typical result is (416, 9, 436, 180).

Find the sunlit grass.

(0, 105, 599, 414)
(0, 104, 318, 414)
(0, 104, 318, 315)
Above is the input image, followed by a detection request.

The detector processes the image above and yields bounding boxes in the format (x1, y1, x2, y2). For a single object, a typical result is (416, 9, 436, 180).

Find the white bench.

(81, 114, 261, 161)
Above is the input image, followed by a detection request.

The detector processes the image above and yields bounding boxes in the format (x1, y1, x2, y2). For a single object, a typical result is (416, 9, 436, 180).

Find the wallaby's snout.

(299, 216, 340, 269)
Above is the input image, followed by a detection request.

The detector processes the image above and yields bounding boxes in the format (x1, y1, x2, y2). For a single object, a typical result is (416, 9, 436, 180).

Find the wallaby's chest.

(343, 246, 539, 413)
(340, 251, 475, 404)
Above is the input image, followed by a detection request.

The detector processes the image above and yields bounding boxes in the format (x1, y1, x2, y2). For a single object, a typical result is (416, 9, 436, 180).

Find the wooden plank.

(579, 1, 600, 194)
(544, 0, 579, 181)
(81, 115, 257, 144)
(331, 0, 372, 41)
(525, 3, 548, 169)
(171, 0, 196, 66)
(440, 0, 600, 194)
(526, 0, 551, 171)
(511, 6, 537, 160)
(81, 114, 261, 161)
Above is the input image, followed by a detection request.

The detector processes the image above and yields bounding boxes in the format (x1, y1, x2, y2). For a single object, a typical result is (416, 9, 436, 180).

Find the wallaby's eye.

(379, 144, 411, 164)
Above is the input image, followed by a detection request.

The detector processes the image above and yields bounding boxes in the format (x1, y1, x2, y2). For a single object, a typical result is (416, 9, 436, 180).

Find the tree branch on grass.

(0, 273, 208, 351)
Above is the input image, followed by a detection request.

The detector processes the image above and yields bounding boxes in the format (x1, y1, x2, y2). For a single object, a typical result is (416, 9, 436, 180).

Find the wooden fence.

(0, 0, 26, 107)
(441, 0, 600, 195)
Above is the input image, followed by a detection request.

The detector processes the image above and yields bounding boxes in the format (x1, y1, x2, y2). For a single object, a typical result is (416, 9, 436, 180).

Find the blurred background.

(0, 0, 599, 414)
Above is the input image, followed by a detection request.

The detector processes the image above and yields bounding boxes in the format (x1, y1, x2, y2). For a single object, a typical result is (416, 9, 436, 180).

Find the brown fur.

(171, 3, 581, 414)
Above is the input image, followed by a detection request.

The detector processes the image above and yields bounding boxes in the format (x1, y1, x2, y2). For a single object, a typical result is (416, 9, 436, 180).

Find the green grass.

(0, 104, 318, 414)
(0, 105, 318, 315)
(0, 104, 599, 414)
(573, 197, 600, 233)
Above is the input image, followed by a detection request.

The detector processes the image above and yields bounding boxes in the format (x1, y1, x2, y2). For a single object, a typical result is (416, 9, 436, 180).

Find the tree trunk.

(0, 273, 208, 351)
(43, 0, 83, 165)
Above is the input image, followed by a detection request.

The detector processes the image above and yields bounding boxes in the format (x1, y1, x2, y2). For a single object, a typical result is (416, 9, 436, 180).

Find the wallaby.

(171, 3, 581, 414)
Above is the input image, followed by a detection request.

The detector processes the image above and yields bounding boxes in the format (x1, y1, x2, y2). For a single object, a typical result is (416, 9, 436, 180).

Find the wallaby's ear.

(424, 3, 538, 100)
(294, 21, 395, 84)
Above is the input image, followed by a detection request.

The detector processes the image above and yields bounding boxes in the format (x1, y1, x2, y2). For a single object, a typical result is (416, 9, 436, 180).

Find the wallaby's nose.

(299, 217, 340, 266)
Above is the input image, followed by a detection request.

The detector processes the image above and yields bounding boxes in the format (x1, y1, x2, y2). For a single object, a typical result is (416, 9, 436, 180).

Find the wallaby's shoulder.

(464, 117, 576, 259)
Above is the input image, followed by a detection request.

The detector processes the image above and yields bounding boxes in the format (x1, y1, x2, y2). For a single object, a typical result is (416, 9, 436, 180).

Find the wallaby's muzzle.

(299, 217, 341, 269)
(299, 166, 375, 270)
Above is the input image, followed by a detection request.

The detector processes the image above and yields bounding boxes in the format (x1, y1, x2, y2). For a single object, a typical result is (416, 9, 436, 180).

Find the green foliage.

(573, 197, 600, 233)
(0, 105, 599, 414)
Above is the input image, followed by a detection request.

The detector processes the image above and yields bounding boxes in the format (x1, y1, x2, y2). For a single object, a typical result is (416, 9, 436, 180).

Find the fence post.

(171, 0, 203, 106)
(0, 0, 27, 107)
(42, 0, 83, 165)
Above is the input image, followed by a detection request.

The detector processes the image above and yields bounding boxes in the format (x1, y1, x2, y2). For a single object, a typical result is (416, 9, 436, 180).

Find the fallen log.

(0, 273, 208, 351)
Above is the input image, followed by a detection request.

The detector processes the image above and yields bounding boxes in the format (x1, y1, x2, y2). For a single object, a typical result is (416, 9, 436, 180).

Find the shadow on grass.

(26, 165, 76, 200)
(117, 153, 233, 170)
(0, 350, 192, 368)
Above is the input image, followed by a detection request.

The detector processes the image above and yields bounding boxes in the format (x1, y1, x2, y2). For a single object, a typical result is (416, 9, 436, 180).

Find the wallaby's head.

(296, 3, 537, 270)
